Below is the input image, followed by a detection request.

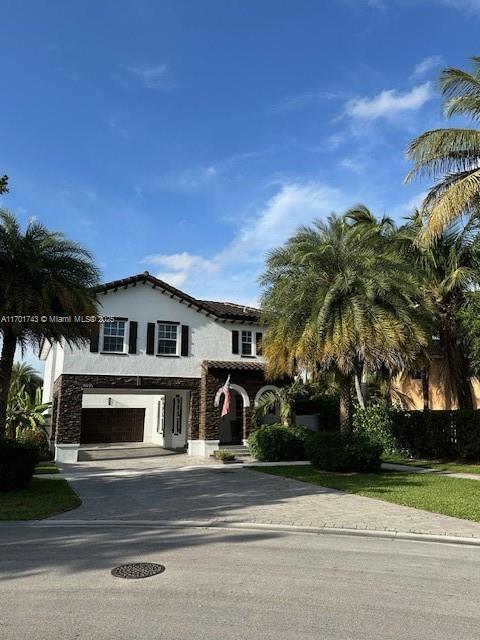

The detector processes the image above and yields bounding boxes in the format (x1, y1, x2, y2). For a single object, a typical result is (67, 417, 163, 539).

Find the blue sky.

(2, 0, 480, 367)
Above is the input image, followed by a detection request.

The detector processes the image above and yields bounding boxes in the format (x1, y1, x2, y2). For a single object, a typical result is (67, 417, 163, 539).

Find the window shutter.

(256, 332, 263, 356)
(181, 325, 189, 356)
(128, 321, 138, 354)
(146, 322, 155, 355)
(90, 323, 99, 352)
(232, 330, 239, 354)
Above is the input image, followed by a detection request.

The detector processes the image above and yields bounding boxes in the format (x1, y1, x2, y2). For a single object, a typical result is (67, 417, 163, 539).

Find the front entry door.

(162, 392, 187, 450)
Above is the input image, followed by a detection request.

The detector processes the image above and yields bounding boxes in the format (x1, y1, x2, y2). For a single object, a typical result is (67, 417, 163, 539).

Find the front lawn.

(384, 455, 480, 475)
(252, 465, 480, 523)
(0, 478, 81, 520)
(35, 461, 60, 474)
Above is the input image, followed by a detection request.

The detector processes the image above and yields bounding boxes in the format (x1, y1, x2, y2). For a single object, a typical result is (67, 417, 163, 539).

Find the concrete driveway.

(55, 461, 480, 539)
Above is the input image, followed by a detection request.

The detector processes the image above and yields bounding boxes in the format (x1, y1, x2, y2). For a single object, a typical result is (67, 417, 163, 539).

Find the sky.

(2, 0, 480, 369)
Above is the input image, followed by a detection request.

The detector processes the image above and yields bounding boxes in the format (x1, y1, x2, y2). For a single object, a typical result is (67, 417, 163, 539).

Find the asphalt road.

(1, 524, 479, 640)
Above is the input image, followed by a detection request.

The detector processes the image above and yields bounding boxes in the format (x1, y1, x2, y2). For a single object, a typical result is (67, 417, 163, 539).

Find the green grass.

(0, 478, 81, 520)
(34, 461, 60, 474)
(383, 454, 480, 475)
(252, 465, 480, 523)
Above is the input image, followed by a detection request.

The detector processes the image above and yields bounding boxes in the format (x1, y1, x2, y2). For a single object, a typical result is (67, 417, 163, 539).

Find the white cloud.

(142, 182, 346, 304)
(339, 157, 365, 174)
(410, 55, 443, 80)
(345, 82, 434, 120)
(124, 63, 173, 90)
(143, 252, 218, 288)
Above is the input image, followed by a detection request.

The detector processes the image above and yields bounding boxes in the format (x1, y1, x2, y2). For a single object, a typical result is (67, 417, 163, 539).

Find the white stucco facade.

(42, 281, 264, 402)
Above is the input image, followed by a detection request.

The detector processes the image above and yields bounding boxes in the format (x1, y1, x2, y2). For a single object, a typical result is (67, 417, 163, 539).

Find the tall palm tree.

(406, 56, 480, 243)
(0, 210, 100, 439)
(260, 214, 429, 433)
(399, 213, 480, 409)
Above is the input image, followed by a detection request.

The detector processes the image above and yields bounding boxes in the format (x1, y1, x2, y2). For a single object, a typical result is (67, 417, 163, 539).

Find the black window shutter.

(146, 322, 155, 355)
(90, 323, 99, 352)
(181, 325, 189, 356)
(256, 332, 263, 356)
(232, 330, 239, 354)
(128, 321, 138, 354)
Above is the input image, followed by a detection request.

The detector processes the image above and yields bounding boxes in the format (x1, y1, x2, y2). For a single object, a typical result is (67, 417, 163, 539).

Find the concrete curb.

(4, 518, 480, 547)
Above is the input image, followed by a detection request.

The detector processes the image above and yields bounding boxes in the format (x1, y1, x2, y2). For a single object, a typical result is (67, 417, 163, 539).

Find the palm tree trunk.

(339, 374, 352, 434)
(0, 328, 17, 439)
(421, 370, 430, 412)
(354, 373, 365, 409)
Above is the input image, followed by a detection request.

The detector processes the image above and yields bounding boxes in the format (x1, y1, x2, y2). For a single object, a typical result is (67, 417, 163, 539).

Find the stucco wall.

(393, 359, 480, 410)
(59, 284, 263, 378)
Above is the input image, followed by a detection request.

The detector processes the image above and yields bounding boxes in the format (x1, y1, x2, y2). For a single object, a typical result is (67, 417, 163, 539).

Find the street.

(1, 524, 479, 640)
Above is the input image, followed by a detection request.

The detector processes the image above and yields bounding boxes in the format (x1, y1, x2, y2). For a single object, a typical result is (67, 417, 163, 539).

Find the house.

(40, 272, 280, 463)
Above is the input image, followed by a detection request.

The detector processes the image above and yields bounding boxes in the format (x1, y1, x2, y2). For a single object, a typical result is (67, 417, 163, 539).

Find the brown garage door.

(80, 408, 145, 443)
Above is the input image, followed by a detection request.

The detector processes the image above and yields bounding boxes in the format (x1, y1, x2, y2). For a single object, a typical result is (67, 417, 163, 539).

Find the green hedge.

(248, 424, 311, 461)
(0, 439, 37, 491)
(306, 431, 383, 473)
(17, 430, 51, 462)
(354, 402, 480, 460)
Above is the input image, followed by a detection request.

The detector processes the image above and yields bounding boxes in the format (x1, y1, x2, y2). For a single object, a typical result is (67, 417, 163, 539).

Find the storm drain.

(111, 563, 165, 579)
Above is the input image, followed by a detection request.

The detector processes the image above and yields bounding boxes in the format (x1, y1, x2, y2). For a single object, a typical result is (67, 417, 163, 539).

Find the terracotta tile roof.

(203, 360, 265, 371)
(95, 272, 261, 322)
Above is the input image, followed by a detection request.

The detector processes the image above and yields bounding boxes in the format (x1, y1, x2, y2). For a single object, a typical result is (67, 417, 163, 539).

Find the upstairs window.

(102, 320, 126, 353)
(157, 322, 178, 355)
(241, 330, 253, 356)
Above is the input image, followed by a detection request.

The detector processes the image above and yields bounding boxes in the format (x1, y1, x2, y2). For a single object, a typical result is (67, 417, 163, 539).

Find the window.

(157, 396, 165, 434)
(241, 330, 253, 356)
(102, 320, 126, 353)
(172, 394, 183, 435)
(157, 323, 178, 355)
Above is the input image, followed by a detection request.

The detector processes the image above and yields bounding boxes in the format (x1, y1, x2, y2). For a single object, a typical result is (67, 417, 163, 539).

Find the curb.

(5, 518, 480, 547)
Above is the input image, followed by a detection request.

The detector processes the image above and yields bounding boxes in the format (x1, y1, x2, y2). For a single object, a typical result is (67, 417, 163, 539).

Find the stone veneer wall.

(52, 374, 201, 444)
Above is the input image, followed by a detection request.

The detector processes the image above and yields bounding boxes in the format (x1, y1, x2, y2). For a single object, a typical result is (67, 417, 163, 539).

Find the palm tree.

(400, 213, 480, 409)
(254, 379, 307, 427)
(406, 56, 480, 243)
(9, 362, 43, 400)
(260, 213, 429, 433)
(0, 210, 100, 439)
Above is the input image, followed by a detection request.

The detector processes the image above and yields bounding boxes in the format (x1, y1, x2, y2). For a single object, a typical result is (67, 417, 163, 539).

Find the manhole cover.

(111, 563, 165, 579)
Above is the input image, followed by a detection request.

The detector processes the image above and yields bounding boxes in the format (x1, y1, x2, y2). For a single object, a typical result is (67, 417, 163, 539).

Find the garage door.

(80, 408, 145, 443)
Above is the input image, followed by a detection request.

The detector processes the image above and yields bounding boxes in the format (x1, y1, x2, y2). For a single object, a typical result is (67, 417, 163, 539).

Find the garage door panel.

(81, 408, 145, 443)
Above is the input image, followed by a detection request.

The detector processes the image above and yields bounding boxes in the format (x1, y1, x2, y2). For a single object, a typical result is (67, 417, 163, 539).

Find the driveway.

(55, 461, 480, 539)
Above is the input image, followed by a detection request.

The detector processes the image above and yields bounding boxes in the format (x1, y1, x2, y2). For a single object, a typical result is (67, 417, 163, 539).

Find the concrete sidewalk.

(51, 464, 480, 540)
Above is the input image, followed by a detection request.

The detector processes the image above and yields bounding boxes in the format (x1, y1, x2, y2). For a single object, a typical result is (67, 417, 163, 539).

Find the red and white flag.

(221, 375, 231, 417)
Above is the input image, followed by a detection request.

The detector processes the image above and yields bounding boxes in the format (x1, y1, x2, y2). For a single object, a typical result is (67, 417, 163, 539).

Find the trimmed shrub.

(248, 424, 311, 462)
(353, 400, 402, 455)
(306, 431, 383, 473)
(212, 449, 236, 461)
(17, 429, 51, 462)
(0, 439, 37, 491)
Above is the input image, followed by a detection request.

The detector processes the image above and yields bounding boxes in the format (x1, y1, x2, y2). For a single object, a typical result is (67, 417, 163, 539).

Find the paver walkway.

(383, 462, 480, 481)
(53, 462, 480, 539)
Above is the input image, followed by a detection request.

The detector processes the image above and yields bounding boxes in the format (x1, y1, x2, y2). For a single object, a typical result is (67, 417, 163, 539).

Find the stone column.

(53, 375, 83, 463)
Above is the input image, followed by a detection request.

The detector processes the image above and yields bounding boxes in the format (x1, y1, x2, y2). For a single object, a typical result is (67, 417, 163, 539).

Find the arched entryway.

(214, 384, 250, 445)
(254, 385, 280, 425)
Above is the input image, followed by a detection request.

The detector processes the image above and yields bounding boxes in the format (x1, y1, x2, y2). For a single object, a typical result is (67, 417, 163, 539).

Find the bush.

(0, 439, 37, 491)
(306, 431, 383, 473)
(212, 449, 236, 461)
(248, 424, 311, 462)
(17, 430, 51, 462)
(353, 400, 401, 455)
